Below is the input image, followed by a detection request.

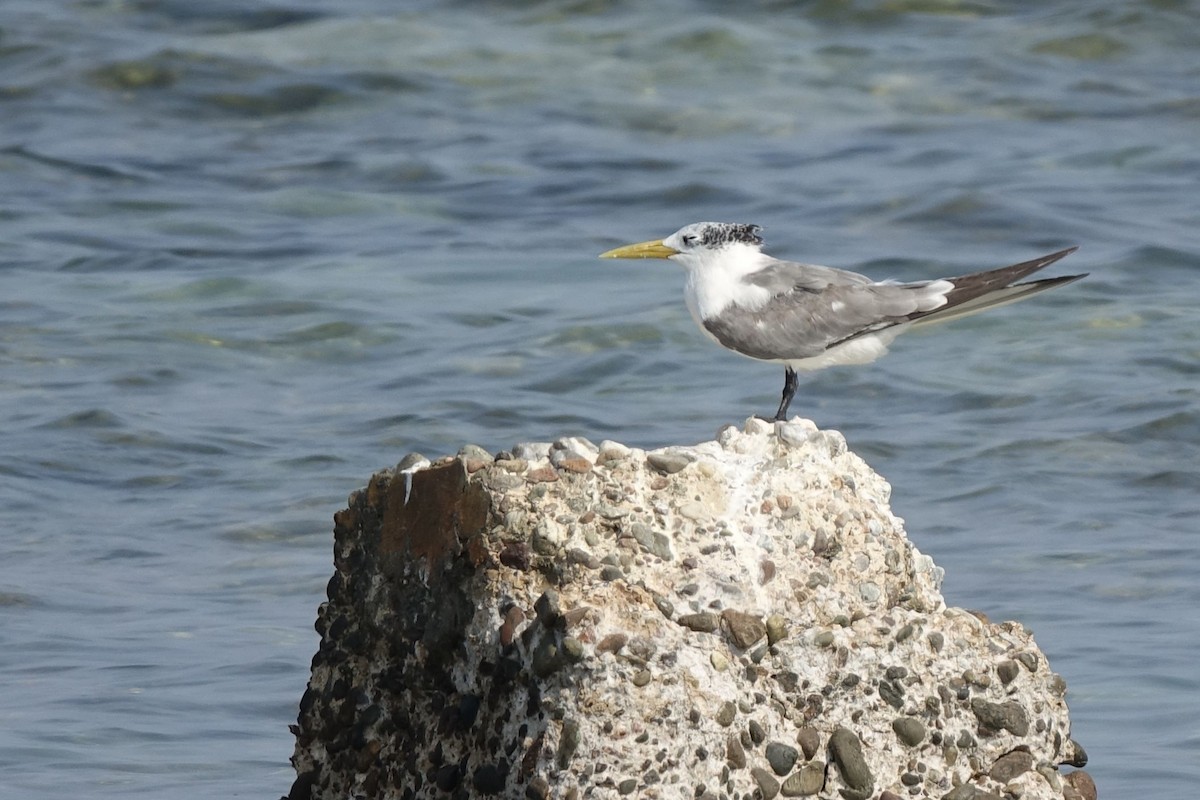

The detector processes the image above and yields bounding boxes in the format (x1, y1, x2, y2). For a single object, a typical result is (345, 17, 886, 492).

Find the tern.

(600, 222, 1085, 421)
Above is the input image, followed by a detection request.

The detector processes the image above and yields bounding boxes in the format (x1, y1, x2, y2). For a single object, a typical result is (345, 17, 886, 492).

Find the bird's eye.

(681, 235, 697, 246)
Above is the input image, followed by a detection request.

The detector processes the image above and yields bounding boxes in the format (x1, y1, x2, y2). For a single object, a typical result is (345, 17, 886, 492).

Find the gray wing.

(743, 260, 873, 294)
(703, 260, 948, 361)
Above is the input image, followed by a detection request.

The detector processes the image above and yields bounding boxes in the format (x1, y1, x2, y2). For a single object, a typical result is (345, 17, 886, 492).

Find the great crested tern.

(600, 222, 1085, 421)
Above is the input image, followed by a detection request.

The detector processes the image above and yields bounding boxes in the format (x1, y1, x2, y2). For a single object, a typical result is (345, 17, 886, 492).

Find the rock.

(1064, 769, 1097, 800)
(766, 613, 788, 645)
(531, 639, 561, 678)
(646, 449, 694, 474)
(525, 776, 549, 800)
(781, 761, 824, 796)
(552, 435, 597, 459)
(878, 678, 905, 709)
(989, 750, 1034, 782)
(561, 636, 584, 663)
(434, 764, 460, 791)
(796, 727, 821, 760)
(750, 766, 781, 799)
(557, 456, 592, 474)
(512, 441, 551, 461)
(525, 465, 558, 483)
(942, 786, 1004, 800)
(557, 719, 580, 768)
(533, 589, 561, 625)
(630, 522, 673, 561)
(721, 609, 767, 649)
(775, 420, 813, 446)
(829, 727, 873, 799)
(1062, 738, 1088, 767)
(596, 440, 631, 465)
(499, 540, 532, 570)
(678, 612, 719, 633)
(472, 763, 506, 793)
(892, 716, 925, 747)
(286, 419, 1082, 800)
(459, 444, 494, 471)
(595, 632, 627, 654)
(726, 734, 747, 768)
(971, 699, 1030, 736)
(765, 741, 799, 775)
(599, 564, 623, 582)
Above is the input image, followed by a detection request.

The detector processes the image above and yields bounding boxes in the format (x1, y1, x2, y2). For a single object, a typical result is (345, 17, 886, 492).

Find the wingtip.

(1035, 246, 1081, 269)
(1028, 272, 1088, 289)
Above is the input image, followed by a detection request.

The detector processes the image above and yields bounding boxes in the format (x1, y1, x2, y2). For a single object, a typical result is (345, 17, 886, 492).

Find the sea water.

(2, 1, 1198, 797)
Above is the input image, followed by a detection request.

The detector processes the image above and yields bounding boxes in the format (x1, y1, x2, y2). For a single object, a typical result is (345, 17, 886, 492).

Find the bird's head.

(599, 222, 764, 270)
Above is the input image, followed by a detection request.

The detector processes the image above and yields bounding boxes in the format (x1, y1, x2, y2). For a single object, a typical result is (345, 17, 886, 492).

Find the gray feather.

(703, 247, 1084, 362)
(703, 281, 938, 360)
(743, 260, 873, 294)
(908, 247, 1082, 326)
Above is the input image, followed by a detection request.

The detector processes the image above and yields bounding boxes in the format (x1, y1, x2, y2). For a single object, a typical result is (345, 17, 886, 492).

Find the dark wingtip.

(1037, 246, 1080, 266)
(1014, 272, 1088, 290)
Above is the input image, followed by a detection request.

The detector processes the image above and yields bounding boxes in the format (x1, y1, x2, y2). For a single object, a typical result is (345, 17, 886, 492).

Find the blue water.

(2, 1, 1198, 797)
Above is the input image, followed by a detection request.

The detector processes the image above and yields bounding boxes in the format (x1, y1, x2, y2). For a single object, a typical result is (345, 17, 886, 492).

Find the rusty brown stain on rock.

(720, 609, 767, 650)
(558, 457, 592, 474)
(333, 506, 358, 535)
(561, 606, 591, 629)
(526, 466, 559, 483)
(500, 606, 526, 647)
(381, 460, 490, 578)
(465, 533, 491, 568)
(365, 471, 390, 509)
(595, 632, 628, 654)
(499, 540, 533, 570)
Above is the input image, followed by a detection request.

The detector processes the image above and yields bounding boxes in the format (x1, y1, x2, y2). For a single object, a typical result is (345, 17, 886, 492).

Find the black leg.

(773, 367, 798, 421)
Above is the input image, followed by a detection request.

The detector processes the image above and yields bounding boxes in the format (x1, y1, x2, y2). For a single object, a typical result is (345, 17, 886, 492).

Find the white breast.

(680, 244, 773, 323)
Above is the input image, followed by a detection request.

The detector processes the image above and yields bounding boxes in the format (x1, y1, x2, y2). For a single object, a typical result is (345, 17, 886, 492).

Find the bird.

(599, 222, 1085, 421)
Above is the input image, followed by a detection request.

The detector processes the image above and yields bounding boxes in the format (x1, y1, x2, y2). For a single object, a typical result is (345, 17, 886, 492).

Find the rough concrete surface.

(285, 418, 1092, 799)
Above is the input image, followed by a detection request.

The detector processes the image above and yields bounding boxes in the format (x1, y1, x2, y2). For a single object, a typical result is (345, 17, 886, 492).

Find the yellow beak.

(598, 239, 680, 260)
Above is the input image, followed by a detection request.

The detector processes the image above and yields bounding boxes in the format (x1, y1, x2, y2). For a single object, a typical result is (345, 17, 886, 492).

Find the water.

(2, 1, 1198, 797)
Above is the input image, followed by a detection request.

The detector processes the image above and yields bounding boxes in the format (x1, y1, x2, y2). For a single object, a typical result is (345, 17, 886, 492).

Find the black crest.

(700, 222, 763, 248)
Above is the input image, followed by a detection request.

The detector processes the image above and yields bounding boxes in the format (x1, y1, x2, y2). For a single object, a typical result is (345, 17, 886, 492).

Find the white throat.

(677, 243, 773, 323)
